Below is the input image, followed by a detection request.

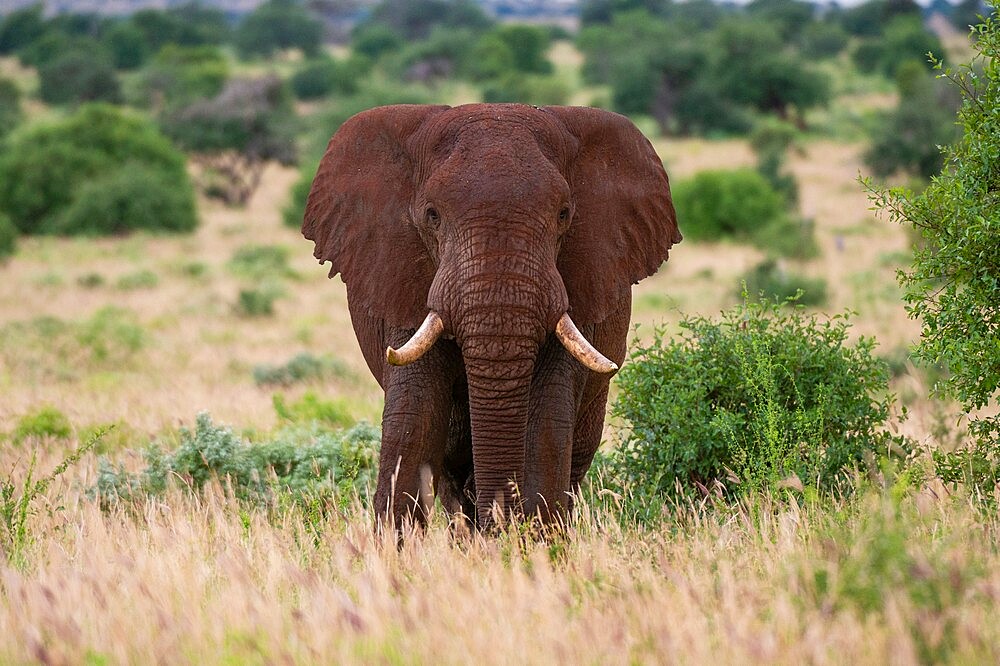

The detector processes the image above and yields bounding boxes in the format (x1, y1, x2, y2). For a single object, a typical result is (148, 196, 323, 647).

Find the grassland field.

(0, 36, 997, 664)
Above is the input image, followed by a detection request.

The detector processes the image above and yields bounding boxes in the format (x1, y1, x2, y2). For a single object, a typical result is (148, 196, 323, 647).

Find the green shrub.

(290, 56, 370, 100)
(0, 213, 15, 260)
(116, 270, 159, 290)
(0, 105, 195, 236)
(234, 0, 323, 59)
(604, 297, 900, 520)
(282, 165, 315, 228)
(741, 260, 828, 306)
(272, 391, 355, 429)
(55, 166, 197, 236)
(38, 49, 121, 106)
(0, 78, 22, 139)
(76, 273, 105, 289)
(481, 74, 569, 105)
(253, 352, 351, 387)
(673, 169, 815, 257)
(11, 406, 72, 444)
(75, 307, 145, 363)
(93, 412, 379, 509)
(235, 285, 282, 317)
(868, 12, 1000, 451)
(227, 244, 295, 280)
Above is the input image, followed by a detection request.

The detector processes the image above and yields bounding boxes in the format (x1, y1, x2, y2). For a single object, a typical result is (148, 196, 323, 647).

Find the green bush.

(116, 269, 159, 290)
(0, 78, 22, 139)
(740, 259, 828, 306)
(228, 244, 295, 280)
(236, 285, 283, 317)
(0, 213, 15, 260)
(93, 412, 379, 509)
(253, 352, 351, 387)
(55, 166, 197, 236)
(0, 105, 195, 236)
(604, 298, 900, 520)
(11, 406, 72, 444)
(234, 0, 323, 59)
(291, 56, 370, 100)
(673, 168, 815, 257)
(38, 49, 121, 106)
(868, 10, 1000, 451)
(273, 391, 354, 429)
(481, 74, 569, 106)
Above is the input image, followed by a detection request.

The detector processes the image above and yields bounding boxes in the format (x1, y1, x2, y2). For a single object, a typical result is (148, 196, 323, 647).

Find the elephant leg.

(569, 384, 610, 490)
(373, 333, 463, 530)
(524, 336, 589, 524)
(438, 379, 475, 521)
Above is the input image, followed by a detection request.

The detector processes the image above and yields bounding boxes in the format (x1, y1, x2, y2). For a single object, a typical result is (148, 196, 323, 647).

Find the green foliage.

(481, 74, 569, 106)
(234, 0, 323, 59)
(865, 61, 962, 178)
(750, 119, 800, 204)
(132, 45, 229, 110)
(130, 4, 230, 52)
(55, 166, 197, 236)
(2, 429, 105, 566)
(365, 0, 493, 41)
(11, 406, 72, 444)
(674, 166, 816, 258)
(291, 56, 370, 100)
(103, 20, 150, 70)
(273, 391, 355, 429)
(741, 260, 828, 306)
(227, 244, 295, 280)
(798, 21, 849, 59)
(0, 213, 15, 260)
(93, 413, 379, 509)
(867, 8, 1000, 449)
(0, 104, 194, 236)
(836, 0, 921, 37)
(115, 270, 159, 290)
(0, 78, 22, 139)
(605, 298, 899, 519)
(852, 16, 945, 77)
(0, 4, 45, 54)
(283, 161, 316, 229)
(235, 285, 283, 317)
(351, 23, 404, 60)
(492, 24, 553, 75)
(253, 352, 352, 387)
(38, 49, 122, 106)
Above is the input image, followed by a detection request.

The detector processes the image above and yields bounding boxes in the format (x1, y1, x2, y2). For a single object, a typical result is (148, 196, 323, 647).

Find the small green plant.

(235, 285, 282, 317)
(227, 244, 295, 280)
(272, 391, 355, 429)
(93, 413, 378, 510)
(2, 428, 106, 566)
(740, 260, 828, 306)
(604, 296, 902, 521)
(116, 269, 159, 290)
(76, 272, 105, 288)
(11, 406, 72, 444)
(75, 307, 145, 363)
(252, 352, 352, 386)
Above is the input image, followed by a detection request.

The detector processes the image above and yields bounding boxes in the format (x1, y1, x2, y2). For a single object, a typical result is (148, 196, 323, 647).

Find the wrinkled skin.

(303, 104, 680, 530)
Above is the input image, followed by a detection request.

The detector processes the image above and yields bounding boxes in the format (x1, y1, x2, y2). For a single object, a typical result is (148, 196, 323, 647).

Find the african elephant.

(302, 103, 680, 530)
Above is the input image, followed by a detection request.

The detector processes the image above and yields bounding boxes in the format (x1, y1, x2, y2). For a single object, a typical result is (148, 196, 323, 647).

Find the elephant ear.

(545, 106, 680, 325)
(302, 104, 450, 329)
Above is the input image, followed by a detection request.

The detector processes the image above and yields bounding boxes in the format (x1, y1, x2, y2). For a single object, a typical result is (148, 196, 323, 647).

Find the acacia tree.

(165, 76, 297, 205)
(869, 7, 1000, 448)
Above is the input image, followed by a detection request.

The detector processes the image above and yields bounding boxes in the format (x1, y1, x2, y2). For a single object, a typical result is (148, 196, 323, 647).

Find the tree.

(0, 4, 45, 55)
(0, 104, 194, 235)
(0, 78, 22, 139)
(103, 20, 151, 70)
(38, 49, 122, 106)
(853, 16, 945, 77)
(494, 25, 553, 75)
(366, 0, 493, 40)
(234, 0, 324, 59)
(865, 61, 961, 178)
(164, 76, 298, 205)
(869, 7, 1000, 448)
(133, 45, 229, 111)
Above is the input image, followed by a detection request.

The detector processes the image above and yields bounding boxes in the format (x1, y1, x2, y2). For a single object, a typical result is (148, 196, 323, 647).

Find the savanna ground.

(2, 37, 998, 664)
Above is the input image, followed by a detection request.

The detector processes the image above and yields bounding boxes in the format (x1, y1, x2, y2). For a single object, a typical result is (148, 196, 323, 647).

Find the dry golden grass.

(1, 447, 997, 664)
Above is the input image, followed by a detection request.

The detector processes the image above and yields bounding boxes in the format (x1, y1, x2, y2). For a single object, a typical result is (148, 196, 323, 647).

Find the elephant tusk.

(555, 313, 618, 374)
(386, 312, 445, 366)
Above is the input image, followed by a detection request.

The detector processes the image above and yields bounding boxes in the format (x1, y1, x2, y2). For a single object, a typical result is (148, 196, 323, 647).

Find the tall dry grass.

(1, 446, 998, 664)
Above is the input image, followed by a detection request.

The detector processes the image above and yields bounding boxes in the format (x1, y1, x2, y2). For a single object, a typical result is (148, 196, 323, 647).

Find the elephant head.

(303, 104, 679, 524)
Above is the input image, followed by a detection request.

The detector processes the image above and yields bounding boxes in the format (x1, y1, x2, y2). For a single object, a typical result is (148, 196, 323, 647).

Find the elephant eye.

(426, 208, 440, 226)
(558, 207, 570, 222)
